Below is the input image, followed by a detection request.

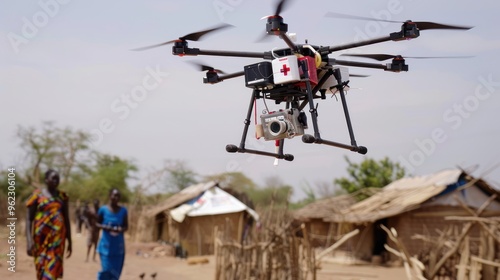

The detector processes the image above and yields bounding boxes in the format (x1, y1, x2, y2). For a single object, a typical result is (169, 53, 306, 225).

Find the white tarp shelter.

(170, 186, 259, 223)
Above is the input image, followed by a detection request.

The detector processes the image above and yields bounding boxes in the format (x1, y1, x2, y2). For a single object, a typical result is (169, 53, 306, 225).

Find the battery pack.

(244, 62, 274, 89)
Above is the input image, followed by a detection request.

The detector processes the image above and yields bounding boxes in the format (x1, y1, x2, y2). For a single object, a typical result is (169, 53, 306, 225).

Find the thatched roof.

(324, 169, 500, 224)
(146, 181, 218, 217)
(293, 194, 357, 222)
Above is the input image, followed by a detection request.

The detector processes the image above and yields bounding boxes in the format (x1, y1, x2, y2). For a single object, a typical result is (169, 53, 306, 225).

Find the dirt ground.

(1, 227, 407, 280)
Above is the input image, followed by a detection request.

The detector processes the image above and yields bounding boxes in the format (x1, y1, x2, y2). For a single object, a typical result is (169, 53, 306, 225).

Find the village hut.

(135, 181, 259, 256)
(323, 168, 500, 262)
(292, 193, 358, 247)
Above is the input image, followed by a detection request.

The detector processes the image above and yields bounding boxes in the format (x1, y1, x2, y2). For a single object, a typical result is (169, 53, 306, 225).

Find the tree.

(16, 121, 91, 187)
(57, 152, 137, 203)
(14, 122, 136, 203)
(203, 172, 257, 193)
(203, 173, 291, 208)
(163, 160, 198, 192)
(334, 156, 406, 200)
(289, 181, 316, 210)
(246, 176, 292, 208)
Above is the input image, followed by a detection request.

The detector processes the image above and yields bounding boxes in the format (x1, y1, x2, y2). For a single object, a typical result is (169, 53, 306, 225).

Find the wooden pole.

(196, 223, 202, 256)
(214, 226, 220, 280)
(315, 229, 360, 265)
(457, 236, 469, 280)
(428, 193, 497, 279)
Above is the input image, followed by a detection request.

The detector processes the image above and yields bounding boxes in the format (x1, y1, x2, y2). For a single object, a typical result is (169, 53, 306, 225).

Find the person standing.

(75, 201, 82, 235)
(84, 199, 100, 262)
(96, 188, 128, 280)
(26, 169, 72, 280)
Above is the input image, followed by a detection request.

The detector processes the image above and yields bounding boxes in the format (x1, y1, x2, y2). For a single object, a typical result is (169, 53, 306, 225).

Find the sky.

(2, 0, 500, 200)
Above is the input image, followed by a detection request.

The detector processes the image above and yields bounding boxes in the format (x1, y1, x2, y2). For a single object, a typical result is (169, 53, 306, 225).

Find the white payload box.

(271, 55, 301, 85)
(320, 66, 350, 94)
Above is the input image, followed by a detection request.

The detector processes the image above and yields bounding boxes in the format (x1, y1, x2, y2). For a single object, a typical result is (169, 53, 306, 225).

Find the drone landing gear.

(302, 135, 367, 154)
(226, 143, 294, 161)
(226, 66, 367, 162)
(302, 68, 368, 155)
(226, 89, 295, 161)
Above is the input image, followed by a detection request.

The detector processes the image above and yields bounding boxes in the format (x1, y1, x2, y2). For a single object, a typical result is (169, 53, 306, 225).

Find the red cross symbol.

(280, 64, 290, 76)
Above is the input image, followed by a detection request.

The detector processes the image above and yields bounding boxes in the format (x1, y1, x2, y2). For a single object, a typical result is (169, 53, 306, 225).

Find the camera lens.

(269, 120, 287, 136)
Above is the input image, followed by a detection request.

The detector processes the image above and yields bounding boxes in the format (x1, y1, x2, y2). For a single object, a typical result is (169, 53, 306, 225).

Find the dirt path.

(0, 227, 214, 280)
(1, 227, 407, 280)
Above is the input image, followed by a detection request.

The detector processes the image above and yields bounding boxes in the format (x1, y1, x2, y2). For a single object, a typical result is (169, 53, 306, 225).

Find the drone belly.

(271, 55, 301, 85)
(321, 66, 350, 93)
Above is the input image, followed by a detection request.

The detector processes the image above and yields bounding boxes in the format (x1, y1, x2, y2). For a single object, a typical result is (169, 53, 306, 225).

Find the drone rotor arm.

(331, 59, 388, 71)
(340, 53, 474, 61)
(340, 53, 396, 61)
(217, 71, 245, 82)
(279, 33, 298, 53)
(327, 35, 392, 53)
(191, 49, 270, 59)
(203, 70, 245, 84)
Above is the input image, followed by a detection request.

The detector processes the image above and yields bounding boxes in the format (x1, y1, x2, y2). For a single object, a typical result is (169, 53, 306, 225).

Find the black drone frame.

(170, 29, 411, 161)
(133, 0, 471, 162)
(225, 63, 366, 161)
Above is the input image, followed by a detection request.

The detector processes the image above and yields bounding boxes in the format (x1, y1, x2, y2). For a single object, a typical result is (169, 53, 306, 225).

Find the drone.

(133, 0, 471, 162)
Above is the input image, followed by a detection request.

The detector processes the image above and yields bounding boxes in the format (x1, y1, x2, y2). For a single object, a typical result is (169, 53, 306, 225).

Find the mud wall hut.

(325, 169, 500, 262)
(135, 181, 259, 256)
(292, 193, 358, 247)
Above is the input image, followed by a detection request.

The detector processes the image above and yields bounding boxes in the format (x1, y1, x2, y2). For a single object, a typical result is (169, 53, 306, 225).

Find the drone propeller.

(188, 61, 226, 74)
(350, 74, 370, 78)
(131, 23, 233, 51)
(274, 0, 288, 17)
(340, 53, 473, 61)
(261, 0, 292, 19)
(201, 65, 225, 74)
(324, 12, 472, 31)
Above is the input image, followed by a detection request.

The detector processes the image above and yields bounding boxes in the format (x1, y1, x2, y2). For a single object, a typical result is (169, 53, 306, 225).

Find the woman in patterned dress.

(96, 188, 128, 280)
(26, 169, 72, 280)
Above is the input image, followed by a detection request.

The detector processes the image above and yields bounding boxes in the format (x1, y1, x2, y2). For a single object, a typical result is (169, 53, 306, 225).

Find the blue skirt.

(98, 254, 125, 280)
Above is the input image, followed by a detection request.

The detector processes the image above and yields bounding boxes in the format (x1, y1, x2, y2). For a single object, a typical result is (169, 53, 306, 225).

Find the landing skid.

(226, 144, 294, 161)
(302, 134, 367, 154)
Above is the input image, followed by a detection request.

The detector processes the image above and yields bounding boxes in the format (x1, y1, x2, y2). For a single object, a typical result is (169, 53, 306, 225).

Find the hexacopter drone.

(134, 0, 471, 162)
